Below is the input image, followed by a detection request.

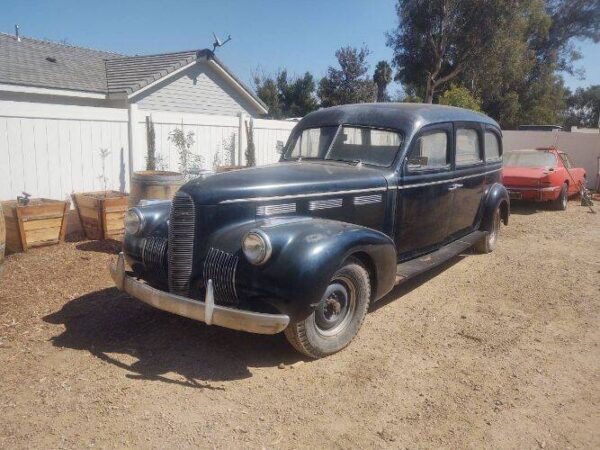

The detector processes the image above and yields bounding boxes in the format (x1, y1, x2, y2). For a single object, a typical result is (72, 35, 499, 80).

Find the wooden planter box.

(72, 191, 129, 240)
(1, 198, 70, 253)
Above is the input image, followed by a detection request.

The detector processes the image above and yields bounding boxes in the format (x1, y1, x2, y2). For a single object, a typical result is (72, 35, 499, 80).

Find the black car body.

(111, 103, 509, 357)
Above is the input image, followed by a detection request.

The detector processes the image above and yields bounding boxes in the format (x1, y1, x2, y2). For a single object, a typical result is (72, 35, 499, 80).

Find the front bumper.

(110, 252, 290, 334)
(506, 185, 560, 202)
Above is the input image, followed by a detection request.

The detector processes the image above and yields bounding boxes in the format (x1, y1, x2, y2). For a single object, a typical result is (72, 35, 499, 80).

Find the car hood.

(181, 161, 389, 205)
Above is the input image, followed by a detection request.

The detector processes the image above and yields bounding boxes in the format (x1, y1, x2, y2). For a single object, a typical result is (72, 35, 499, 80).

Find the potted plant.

(72, 148, 129, 240)
(1, 193, 70, 253)
(129, 116, 184, 206)
(214, 120, 255, 172)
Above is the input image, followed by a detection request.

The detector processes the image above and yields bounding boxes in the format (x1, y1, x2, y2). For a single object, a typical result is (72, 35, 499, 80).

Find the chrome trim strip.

(219, 168, 501, 204)
(220, 187, 387, 204)
(309, 198, 343, 210)
(110, 253, 290, 335)
(256, 203, 297, 216)
(353, 194, 382, 205)
(396, 168, 502, 190)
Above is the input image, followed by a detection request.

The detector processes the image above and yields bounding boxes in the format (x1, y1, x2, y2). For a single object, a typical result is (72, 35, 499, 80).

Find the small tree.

(439, 85, 481, 111)
(245, 119, 256, 167)
(145, 116, 157, 170)
(168, 124, 203, 178)
(98, 148, 110, 192)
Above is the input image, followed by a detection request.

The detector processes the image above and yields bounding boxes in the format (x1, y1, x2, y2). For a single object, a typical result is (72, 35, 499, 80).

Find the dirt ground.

(1, 200, 599, 449)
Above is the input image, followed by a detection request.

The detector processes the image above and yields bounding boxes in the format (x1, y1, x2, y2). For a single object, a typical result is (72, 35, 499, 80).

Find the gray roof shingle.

(0, 32, 119, 93)
(0, 33, 267, 111)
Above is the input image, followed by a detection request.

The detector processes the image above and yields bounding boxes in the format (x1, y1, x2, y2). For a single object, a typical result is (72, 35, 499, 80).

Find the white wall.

(0, 100, 296, 201)
(503, 130, 600, 189)
(134, 61, 264, 117)
(0, 100, 129, 201)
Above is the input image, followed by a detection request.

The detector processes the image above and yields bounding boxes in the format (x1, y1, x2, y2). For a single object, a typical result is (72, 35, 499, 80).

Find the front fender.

(206, 217, 397, 321)
(481, 183, 509, 230)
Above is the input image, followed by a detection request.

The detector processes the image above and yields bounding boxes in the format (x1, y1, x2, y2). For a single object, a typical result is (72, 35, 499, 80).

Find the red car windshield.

(504, 151, 557, 168)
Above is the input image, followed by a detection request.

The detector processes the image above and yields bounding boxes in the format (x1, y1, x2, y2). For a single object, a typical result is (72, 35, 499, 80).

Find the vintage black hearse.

(111, 104, 509, 358)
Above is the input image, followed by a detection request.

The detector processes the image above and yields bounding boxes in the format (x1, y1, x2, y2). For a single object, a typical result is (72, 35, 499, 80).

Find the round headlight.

(242, 230, 272, 265)
(124, 208, 144, 235)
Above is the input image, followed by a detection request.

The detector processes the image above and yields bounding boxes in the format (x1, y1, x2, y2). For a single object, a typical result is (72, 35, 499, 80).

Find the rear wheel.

(284, 258, 370, 358)
(552, 183, 568, 211)
(475, 206, 501, 254)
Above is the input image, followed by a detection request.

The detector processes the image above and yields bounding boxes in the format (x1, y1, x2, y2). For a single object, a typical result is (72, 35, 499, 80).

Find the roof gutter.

(0, 83, 106, 99)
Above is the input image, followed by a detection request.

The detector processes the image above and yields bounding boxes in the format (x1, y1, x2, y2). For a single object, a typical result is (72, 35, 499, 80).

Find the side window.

(484, 131, 501, 161)
(559, 153, 572, 169)
(456, 128, 482, 166)
(407, 131, 450, 171)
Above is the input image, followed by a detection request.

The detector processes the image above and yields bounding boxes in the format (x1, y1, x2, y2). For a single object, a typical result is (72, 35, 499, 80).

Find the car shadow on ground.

(75, 240, 122, 254)
(43, 288, 302, 388)
(508, 201, 545, 215)
(370, 255, 466, 313)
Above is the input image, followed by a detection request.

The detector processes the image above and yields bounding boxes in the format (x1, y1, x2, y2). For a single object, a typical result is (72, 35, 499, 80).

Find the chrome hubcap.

(314, 278, 356, 336)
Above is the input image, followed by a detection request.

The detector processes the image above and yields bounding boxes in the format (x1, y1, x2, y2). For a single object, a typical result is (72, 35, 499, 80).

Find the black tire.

(475, 206, 501, 254)
(284, 257, 371, 358)
(552, 183, 568, 211)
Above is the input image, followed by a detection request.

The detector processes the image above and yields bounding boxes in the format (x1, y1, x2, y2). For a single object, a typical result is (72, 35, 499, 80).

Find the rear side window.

(484, 131, 502, 161)
(407, 131, 449, 171)
(456, 128, 482, 166)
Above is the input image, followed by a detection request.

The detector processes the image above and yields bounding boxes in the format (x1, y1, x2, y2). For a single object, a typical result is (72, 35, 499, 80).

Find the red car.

(502, 147, 586, 210)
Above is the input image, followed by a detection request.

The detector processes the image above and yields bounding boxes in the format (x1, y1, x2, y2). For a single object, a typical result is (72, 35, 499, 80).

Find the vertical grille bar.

(168, 191, 195, 296)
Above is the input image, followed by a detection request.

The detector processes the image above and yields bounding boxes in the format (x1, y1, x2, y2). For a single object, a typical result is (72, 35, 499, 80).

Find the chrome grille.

(168, 191, 195, 296)
(203, 247, 239, 306)
(142, 236, 167, 269)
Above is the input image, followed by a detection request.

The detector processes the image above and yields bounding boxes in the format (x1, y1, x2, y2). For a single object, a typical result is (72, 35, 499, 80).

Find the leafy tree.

(387, 0, 518, 103)
(564, 85, 600, 129)
(254, 70, 318, 119)
(318, 46, 376, 107)
(438, 85, 481, 111)
(373, 60, 393, 102)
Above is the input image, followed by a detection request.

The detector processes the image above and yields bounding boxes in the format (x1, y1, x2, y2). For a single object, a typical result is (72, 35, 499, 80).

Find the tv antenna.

(212, 32, 232, 52)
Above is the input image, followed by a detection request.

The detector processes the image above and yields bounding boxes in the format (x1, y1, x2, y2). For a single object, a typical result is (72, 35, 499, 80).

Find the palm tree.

(373, 61, 392, 102)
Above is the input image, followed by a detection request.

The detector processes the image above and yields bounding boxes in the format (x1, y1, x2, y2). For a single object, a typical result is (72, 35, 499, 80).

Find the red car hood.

(502, 166, 550, 187)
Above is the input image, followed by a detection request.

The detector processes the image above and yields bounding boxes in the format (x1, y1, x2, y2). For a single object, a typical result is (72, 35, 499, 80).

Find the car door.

(447, 123, 486, 238)
(395, 123, 455, 259)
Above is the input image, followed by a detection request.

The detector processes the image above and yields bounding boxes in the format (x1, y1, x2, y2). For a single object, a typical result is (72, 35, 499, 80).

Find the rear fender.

(481, 183, 509, 230)
(206, 217, 397, 321)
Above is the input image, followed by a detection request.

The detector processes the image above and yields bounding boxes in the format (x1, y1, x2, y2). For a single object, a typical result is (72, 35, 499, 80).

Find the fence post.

(127, 103, 139, 189)
(238, 112, 248, 166)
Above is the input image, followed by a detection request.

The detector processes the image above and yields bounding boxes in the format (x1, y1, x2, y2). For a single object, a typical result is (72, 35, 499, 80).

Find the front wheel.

(475, 206, 501, 254)
(284, 258, 371, 358)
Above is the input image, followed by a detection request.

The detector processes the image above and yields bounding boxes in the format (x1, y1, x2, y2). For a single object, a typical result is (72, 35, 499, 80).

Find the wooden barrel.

(0, 202, 5, 267)
(129, 171, 184, 207)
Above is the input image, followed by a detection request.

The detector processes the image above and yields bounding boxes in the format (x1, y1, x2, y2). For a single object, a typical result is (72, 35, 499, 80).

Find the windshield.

(504, 151, 557, 168)
(284, 125, 402, 167)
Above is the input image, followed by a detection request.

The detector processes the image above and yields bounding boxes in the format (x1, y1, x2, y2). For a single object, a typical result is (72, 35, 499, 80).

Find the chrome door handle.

(447, 183, 463, 191)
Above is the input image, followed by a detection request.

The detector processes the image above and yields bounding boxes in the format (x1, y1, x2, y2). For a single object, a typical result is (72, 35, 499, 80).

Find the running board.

(395, 231, 484, 285)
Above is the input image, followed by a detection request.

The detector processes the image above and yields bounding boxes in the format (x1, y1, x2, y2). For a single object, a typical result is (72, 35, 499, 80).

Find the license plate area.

(508, 191, 522, 200)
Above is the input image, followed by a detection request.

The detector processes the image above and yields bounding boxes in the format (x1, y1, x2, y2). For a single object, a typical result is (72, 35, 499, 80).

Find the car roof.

(296, 103, 500, 134)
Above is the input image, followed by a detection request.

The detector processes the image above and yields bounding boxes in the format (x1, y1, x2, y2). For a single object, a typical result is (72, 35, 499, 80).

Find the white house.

(0, 30, 294, 202)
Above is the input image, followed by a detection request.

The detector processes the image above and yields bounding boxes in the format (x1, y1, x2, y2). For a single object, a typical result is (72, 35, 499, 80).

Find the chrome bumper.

(110, 252, 289, 334)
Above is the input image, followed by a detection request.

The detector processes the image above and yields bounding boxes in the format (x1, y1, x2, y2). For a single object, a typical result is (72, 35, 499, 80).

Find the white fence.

(0, 101, 296, 202)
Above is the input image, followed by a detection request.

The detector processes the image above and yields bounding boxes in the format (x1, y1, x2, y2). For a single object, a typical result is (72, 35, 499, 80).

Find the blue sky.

(2, 0, 599, 93)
